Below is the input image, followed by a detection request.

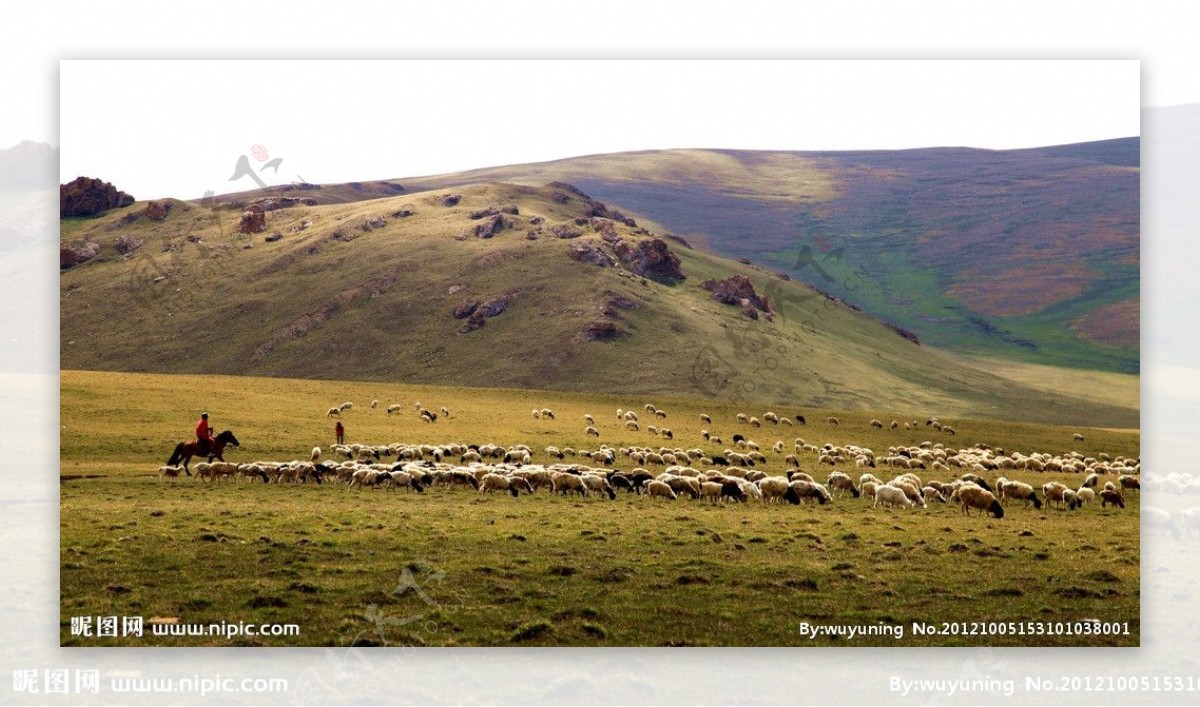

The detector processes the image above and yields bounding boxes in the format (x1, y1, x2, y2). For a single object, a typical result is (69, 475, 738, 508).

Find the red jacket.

(196, 418, 213, 441)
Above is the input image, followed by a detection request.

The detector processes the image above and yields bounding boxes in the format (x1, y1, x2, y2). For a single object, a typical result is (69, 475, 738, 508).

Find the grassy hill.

(60, 182, 1136, 427)
(217, 142, 1138, 372)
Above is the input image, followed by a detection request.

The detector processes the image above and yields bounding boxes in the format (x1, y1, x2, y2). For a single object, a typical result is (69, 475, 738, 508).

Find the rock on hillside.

(60, 176, 134, 218)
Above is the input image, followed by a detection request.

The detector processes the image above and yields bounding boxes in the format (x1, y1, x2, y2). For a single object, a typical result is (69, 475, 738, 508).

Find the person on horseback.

(195, 412, 216, 458)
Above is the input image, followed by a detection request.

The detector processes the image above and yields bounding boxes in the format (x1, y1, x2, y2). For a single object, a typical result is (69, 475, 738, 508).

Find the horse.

(166, 430, 240, 475)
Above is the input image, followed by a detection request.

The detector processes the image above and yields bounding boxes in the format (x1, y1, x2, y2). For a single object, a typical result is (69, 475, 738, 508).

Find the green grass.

(61, 370, 1140, 646)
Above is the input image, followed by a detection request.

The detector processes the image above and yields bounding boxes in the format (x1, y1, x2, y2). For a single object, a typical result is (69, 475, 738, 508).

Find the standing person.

(335, 420, 345, 445)
(195, 412, 216, 457)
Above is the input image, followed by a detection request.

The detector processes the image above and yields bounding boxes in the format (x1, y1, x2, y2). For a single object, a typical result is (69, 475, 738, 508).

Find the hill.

(218, 141, 1138, 372)
(60, 182, 1136, 426)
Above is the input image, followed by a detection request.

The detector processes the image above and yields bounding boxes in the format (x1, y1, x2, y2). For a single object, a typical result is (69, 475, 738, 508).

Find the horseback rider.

(195, 412, 216, 458)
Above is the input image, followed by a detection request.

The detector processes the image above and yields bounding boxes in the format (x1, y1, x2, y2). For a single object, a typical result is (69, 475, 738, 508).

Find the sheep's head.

(989, 500, 1005, 518)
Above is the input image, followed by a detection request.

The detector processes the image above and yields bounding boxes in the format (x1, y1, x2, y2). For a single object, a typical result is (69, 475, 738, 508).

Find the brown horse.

(166, 430, 240, 475)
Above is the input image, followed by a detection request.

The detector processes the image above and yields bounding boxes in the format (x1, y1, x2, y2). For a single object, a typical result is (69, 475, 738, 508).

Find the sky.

(59, 59, 1140, 200)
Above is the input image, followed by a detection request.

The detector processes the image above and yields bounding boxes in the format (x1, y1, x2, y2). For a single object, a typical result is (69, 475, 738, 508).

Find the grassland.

(61, 370, 1140, 647)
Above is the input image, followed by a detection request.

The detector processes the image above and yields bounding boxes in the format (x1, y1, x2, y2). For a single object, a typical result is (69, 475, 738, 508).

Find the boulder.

(614, 238, 685, 281)
(237, 205, 266, 234)
(59, 241, 100, 269)
(145, 200, 171, 221)
(114, 235, 143, 256)
(568, 242, 615, 267)
(458, 310, 487, 334)
(583, 321, 623, 340)
(453, 300, 479, 319)
(701, 274, 773, 317)
(60, 176, 134, 217)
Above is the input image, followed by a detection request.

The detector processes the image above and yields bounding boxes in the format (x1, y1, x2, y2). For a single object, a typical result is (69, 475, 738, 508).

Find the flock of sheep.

(155, 400, 1142, 524)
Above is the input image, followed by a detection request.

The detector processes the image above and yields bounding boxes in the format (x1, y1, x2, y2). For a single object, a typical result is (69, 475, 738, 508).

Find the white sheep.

(645, 480, 678, 500)
(584, 414, 595, 425)
(326, 407, 341, 417)
(159, 465, 184, 480)
(763, 412, 779, 425)
(386, 404, 402, 415)
(870, 419, 884, 429)
(700, 413, 712, 424)
(541, 408, 556, 420)
(749, 416, 761, 428)
(585, 426, 600, 437)
(311, 447, 321, 462)
(370, 400, 379, 409)
(998, 479, 1042, 509)
(874, 485, 914, 509)
(340, 401, 353, 411)
(480, 473, 522, 497)
(1075, 486, 1096, 506)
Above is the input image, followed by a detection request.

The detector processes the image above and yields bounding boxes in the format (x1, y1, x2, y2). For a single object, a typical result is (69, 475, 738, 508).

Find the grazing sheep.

(532, 409, 541, 419)
(662, 428, 673, 440)
(480, 473, 522, 498)
(700, 413, 712, 424)
(584, 414, 595, 425)
(625, 420, 640, 432)
(795, 415, 806, 426)
(826, 471, 860, 498)
(655, 409, 667, 419)
(326, 407, 341, 417)
(420, 409, 437, 423)
(440, 406, 450, 418)
(551, 472, 587, 497)
(311, 447, 321, 462)
(959, 474, 992, 492)
(1082, 473, 1100, 489)
(1119, 475, 1140, 492)
(370, 399, 378, 409)
(763, 412, 779, 425)
(585, 426, 600, 437)
(870, 419, 884, 429)
(780, 417, 793, 426)
(998, 480, 1042, 509)
(874, 485, 914, 509)
(541, 408, 555, 420)
(736, 413, 749, 423)
(1075, 487, 1096, 506)
(921, 486, 947, 504)
(1042, 482, 1082, 510)
(749, 416, 761, 428)
(1100, 489, 1126, 509)
(660, 475, 701, 499)
(786, 480, 831, 505)
(1073, 433, 1085, 442)
(645, 480, 678, 500)
(890, 420, 899, 430)
(827, 416, 839, 426)
(386, 404, 402, 415)
(952, 485, 1004, 518)
(888, 480, 926, 508)
(340, 402, 353, 411)
(1143, 506, 1180, 539)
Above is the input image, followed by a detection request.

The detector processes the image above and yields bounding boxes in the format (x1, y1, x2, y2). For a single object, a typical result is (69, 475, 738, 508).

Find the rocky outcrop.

(145, 200, 172, 221)
(456, 293, 514, 333)
(114, 235, 143, 256)
(568, 242, 616, 267)
(60, 177, 134, 217)
(583, 321, 623, 340)
(701, 274, 773, 319)
(237, 205, 266, 234)
(614, 238, 685, 281)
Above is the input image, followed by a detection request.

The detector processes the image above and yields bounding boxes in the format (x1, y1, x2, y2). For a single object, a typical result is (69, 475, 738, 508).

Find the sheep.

(1143, 506, 1180, 539)
(826, 471, 860, 498)
(584, 414, 595, 425)
(1100, 489, 1126, 508)
(785, 480, 831, 505)
(311, 447, 321, 462)
(388, 470, 426, 493)
(480, 473, 522, 498)
(585, 426, 600, 437)
(551, 472, 587, 497)
(997, 480, 1042, 509)
(532, 409, 541, 419)
(159, 465, 184, 480)
(624, 411, 639, 422)
(1082, 473, 1100, 489)
(1075, 486, 1096, 507)
(763, 412, 779, 425)
(795, 415, 806, 425)
(326, 407, 341, 417)
(420, 409, 437, 423)
(647, 425, 659, 436)
(625, 420, 640, 432)
(440, 406, 450, 418)
(661, 428, 673, 440)
(541, 408, 555, 420)
(749, 416, 761, 428)
(645, 480, 678, 500)
(890, 420, 899, 430)
(736, 413, 748, 423)
(1119, 475, 1140, 492)
(659, 475, 701, 499)
(959, 474, 992, 492)
(827, 416, 839, 426)
(952, 485, 1004, 518)
(780, 417, 793, 426)
(870, 419, 884, 429)
(888, 480, 926, 508)
(874, 485, 914, 509)
(1073, 433, 1085, 442)
(340, 402, 353, 411)
(386, 404, 402, 415)
(544, 446, 565, 460)
(921, 486, 947, 504)
(860, 481, 879, 498)
(655, 409, 668, 419)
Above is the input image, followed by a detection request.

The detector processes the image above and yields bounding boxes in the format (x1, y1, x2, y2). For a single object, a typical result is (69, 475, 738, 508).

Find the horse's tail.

(167, 443, 185, 467)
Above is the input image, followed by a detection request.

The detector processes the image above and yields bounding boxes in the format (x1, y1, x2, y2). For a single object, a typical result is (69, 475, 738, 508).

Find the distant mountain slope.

(60, 182, 1135, 427)
(218, 140, 1138, 372)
